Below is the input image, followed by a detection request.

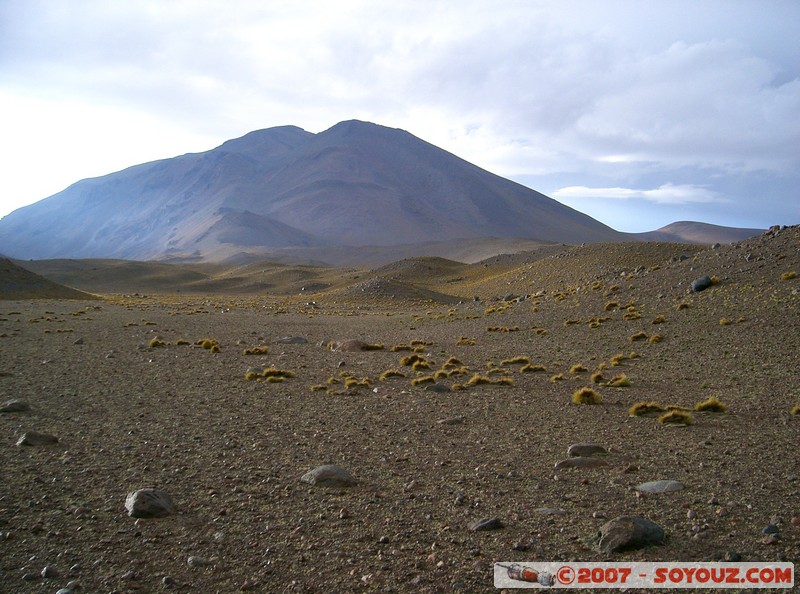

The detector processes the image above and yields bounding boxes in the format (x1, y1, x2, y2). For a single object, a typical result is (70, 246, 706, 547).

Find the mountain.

(0, 121, 625, 262)
(633, 221, 764, 245)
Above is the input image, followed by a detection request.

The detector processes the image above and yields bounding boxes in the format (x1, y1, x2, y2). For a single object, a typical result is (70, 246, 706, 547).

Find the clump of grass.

(176, 339, 190, 346)
(629, 331, 649, 342)
(457, 336, 476, 346)
(608, 374, 631, 387)
(501, 356, 530, 366)
(647, 334, 663, 344)
(590, 371, 605, 384)
(532, 327, 548, 335)
(628, 351, 640, 359)
(694, 395, 728, 413)
(676, 302, 690, 310)
(451, 383, 467, 391)
(197, 338, 221, 350)
(210, 344, 221, 353)
(379, 369, 406, 381)
(780, 271, 797, 281)
(310, 384, 328, 392)
(486, 367, 506, 376)
(658, 410, 694, 425)
(411, 360, 431, 371)
(326, 376, 340, 385)
(487, 326, 520, 332)
(521, 363, 547, 373)
(148, 337, 166, 348)
(588, 320, 601, 329)
(390, 343, 413, 352)
(550, 373, 565, 382)
(569, 364, 587, 374)
(466, 374, 514, 387)
(443, 356, 464, 369)
(410, 339, 433, 346)
(261, 367, 296, 379)
(652, 315, 666, 324)
(244, 371, 260, 381)
(564, 319, 582, 326)
(572, 387, 601, 405)
(623, 312, 642, 320)
(629, 401, 666, 417)
(243, 346, 270, 355)
(448, 366, 470, 376)
(411, 375, 436, 386)
(344, 376, 372, 389)
(719, 318, 732, 326)
(265, 376, 284, 383)
(790, 405, 800, 415)
(610, 353, 626, 366)
(400, 354, 428, 366)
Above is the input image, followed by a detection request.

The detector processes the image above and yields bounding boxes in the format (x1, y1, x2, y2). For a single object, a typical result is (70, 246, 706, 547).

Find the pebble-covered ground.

(1, 227, 798, 593)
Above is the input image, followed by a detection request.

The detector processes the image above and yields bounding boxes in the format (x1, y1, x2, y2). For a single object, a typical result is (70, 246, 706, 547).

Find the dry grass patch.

(780, 271, 797, 281)
(629, 332, 649, 342)
(457, 336, 476, 346)
(790, 405, 800, 415)
(658, 410, 694, 425)
(520, 363, 547, 373)
(550, 373, 565, 382)
(466, 374, 514, 387)
(694, 396, 728, 413)
(569, 364, 587, 374)
(608, 374, 631, 387)
(242, 346, 270, 355)
(501, 355, 530, 366)
(629, 401, 666, 417)
(572, 387, 601, 405)
(379, 369, 406, 381)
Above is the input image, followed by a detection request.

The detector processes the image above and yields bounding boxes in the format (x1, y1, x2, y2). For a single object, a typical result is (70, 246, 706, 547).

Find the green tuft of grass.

(400, 354, 427, 367)
(629, 332, 649, 342)
(411, 375, 436, 386)
(694, 395, 728, 413)
(608, 374, 631, 387)
(569, 364, 587, 374)
(501, 356, 530, 366)
(243, 346, 270, 355)
(550, 373, 565, 382)
(590, 371, 605, 384)
(572, 387, 601, 405)
(148, 337, 166, 348)
(780, 271, 797, 281)
(790, 405, 800, 415)
(658, 410, 694, 425)
(629, 401, 666, 417)
(379, 369, 406, 381)
(521, 363, 547, 373)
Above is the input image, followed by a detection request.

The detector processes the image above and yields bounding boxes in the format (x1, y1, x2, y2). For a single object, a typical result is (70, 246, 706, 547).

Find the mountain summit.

(0, 120, 623, 261)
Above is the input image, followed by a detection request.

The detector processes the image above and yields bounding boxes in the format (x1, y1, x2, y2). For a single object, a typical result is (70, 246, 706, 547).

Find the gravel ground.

(1, 228, 798, 593)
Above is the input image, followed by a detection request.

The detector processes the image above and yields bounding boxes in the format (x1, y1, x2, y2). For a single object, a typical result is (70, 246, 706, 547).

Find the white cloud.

(552, 184, 725, 205)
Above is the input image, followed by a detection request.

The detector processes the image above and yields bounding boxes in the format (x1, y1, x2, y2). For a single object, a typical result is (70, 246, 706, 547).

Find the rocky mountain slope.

(0, 121, 625, 262)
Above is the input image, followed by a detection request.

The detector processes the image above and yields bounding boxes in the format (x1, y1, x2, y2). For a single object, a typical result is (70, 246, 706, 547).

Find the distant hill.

(0, 120, 624, 262)
(633, 221, 763, 244)
(0, 258, 97, 300)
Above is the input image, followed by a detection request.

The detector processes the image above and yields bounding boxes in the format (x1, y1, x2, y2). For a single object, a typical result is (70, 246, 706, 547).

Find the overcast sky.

(1, 0, 798, 231)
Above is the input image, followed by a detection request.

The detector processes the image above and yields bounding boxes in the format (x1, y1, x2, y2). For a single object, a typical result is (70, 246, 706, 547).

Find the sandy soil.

(1, 228, 798, 593)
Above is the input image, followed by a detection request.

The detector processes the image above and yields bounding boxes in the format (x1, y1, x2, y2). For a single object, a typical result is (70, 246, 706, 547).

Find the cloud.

(551, 183, 725, 205)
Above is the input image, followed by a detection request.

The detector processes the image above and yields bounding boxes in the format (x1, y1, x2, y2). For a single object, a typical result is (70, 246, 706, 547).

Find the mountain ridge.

(0, 120, 762, 264)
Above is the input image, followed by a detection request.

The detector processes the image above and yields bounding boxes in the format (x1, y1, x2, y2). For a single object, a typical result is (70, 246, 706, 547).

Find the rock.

(469, 517, 504, 531)
(567, 443, 607, 457)
(635, 480, 685, 494)
(124, 488, 176, 518)
(554, 457, 608, 470)
(187, 556, 211, 567)
(300, 465, 358, 487)
(41, 564, 59, 578)
(275, 336, 307, 344)
(16, 431, 59, 446)
(1, 399, 30, 413)
(762, 524, 779, 535)
(330, 339, 368, 352)
(724, 551, 742, 562)
(691, 275, 713, 292)
(595, 515, 665, 553)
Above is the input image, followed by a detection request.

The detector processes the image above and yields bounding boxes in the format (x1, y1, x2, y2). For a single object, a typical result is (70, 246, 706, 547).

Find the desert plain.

(1, 228, 798, 593)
